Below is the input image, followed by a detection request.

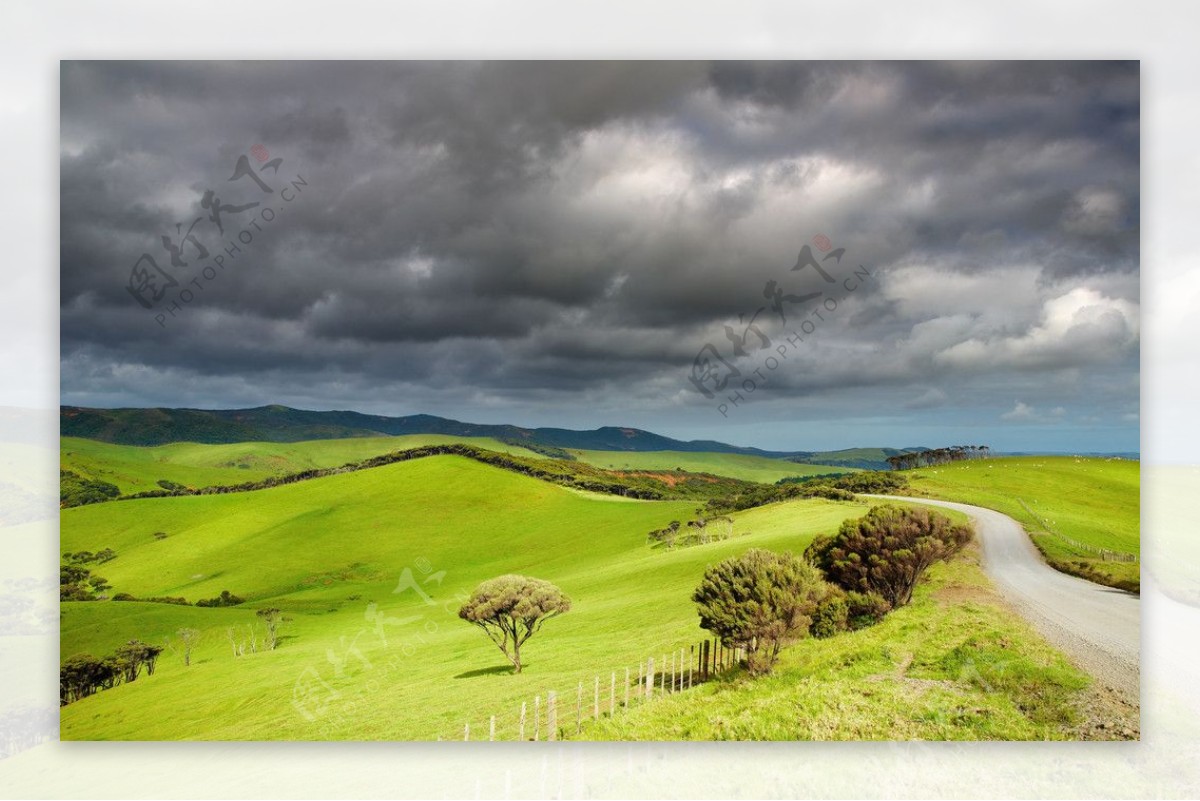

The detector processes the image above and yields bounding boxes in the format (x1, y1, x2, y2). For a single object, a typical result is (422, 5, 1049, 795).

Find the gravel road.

(864, 494, 1140, 705)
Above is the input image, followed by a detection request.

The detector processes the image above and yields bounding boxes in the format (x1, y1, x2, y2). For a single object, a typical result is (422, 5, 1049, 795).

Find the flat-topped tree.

(458, 575, 570, 674)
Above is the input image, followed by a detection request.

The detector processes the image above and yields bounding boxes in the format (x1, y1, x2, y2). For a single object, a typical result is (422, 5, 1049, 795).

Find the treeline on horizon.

(886, 445, 992, 470)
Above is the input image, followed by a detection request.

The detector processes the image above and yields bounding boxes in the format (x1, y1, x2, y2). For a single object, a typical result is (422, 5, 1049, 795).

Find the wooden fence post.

(464, 722, 470, 741)
(661, 654, 666, 694)
(489, 715, 496, 742)
(534, 695, 541, 741)
(547, 691, 557, 741)
(702, 640, 710, 680)
(593, 676, 600, 719)
(670, 651, 676, 693)
(576, 682, 583, 733)
(625, 667, 631, 708)
(646, 657, 654, 699)
(520, 701, 527, 741)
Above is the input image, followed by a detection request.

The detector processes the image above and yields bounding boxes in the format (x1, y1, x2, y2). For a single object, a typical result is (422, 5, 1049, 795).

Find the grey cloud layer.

(60, 61, 1139, 448)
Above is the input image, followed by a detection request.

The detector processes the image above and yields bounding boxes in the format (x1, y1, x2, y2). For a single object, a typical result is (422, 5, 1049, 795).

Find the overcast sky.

(60, 61, 1139, 452)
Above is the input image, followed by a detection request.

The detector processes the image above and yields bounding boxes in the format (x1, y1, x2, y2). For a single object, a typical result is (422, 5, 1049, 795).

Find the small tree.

(808, 505, 973, 608)
(458, 575, 571, 673)
(177, 628, 200, 666)
(256, 609, 282, 650)
(692, 548, 828, 675)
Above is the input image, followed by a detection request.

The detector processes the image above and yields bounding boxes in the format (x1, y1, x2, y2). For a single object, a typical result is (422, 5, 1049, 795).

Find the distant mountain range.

(59, 405, 932, 469)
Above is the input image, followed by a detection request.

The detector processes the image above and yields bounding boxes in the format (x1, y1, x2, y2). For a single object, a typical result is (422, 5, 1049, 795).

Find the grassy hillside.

(906, 456, 1139, 592)
(60, 455, 871, 740)
(569, 449, 854, 484)
(58, 452, 1123, 741)
(583, 542, 1100, 741)
(60, 435, 542, 495)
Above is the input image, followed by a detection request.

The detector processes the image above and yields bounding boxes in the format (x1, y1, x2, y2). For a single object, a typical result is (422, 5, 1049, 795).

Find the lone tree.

(806, 504, 973, 608)
(458, 575, 571, 674)
(256, 609, 283, 650)
(177, 628, 200, 666)
(692, 548, 829, 675)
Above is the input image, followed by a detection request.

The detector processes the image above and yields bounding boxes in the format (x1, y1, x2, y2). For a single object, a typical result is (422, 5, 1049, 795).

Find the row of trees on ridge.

(886, 445, 991, 470)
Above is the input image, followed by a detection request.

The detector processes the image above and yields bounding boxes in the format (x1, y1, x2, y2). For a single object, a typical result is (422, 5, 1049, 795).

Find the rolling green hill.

(60, 435, 543, 496)
(57, 452, 1110, 741)
(59, 455, 867, 739)
(907, 456, 1140, 591)
(569, 449, 855, 484)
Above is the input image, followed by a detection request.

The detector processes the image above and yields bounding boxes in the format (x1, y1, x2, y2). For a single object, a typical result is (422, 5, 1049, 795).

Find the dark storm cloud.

(60, 61, 1139, 448)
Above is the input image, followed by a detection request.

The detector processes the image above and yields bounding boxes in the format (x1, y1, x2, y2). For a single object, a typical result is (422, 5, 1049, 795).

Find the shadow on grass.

(454, 665, 518, 679)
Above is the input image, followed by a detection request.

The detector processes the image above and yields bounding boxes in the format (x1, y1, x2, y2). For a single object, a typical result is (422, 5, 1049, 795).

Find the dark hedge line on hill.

(109, 444, 761, 506)
(68, 445, 909, 522)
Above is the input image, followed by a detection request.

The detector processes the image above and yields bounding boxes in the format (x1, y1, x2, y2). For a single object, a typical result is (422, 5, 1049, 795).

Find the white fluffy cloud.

(934, 287, 1139, 372)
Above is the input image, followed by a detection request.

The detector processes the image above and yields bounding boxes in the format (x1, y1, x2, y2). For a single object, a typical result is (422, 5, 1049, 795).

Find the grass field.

(907, 456, 1140, 592)
(568, 449, 854, 484)
(57, 448, 1125, 740)
(59, 455, 876, 740)
(60, 435, 542, 495)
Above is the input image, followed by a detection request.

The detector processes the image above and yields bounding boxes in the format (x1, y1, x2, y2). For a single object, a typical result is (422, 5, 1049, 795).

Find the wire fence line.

(1017, 498, 1138, 563)
(433, 637, 745, 741)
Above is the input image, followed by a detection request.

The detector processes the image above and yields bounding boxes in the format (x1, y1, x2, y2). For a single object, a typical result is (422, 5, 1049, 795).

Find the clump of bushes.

(778, 471, 909, 495)
(196, 590, 245, 607)
(60, 640, 164, 706)
(59, 470, 119, 508)
(59, 563, 110, 602)
(111, 593, 190, 605)
(806, 505, 972, 607)
(690, 505, 970, 675)
(62, 548, 117, 565)
(796, 485, 857, 501)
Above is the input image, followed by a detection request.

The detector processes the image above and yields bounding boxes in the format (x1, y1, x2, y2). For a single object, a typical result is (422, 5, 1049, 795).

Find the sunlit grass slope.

(60, 455, 867, 740)
(569, 449, 854, 484)
(583, 541, 1095, 741)
(60, 435, 542, 495)
(908, 456, 1139, 591)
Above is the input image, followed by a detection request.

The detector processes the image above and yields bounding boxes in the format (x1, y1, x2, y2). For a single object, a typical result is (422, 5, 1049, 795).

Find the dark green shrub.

(811, 589, 849, 638)
(845, 591, 892, 629)
(810, 505, 973, 608)
(692, 548, 829, 675)
(799, 485, 856, 501)
(59, 470, 120, 508)
(196, 590, 244, 607)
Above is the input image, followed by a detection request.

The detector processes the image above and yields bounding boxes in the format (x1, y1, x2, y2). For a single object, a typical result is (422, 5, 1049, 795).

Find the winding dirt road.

(864, 495, 1140, 704)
